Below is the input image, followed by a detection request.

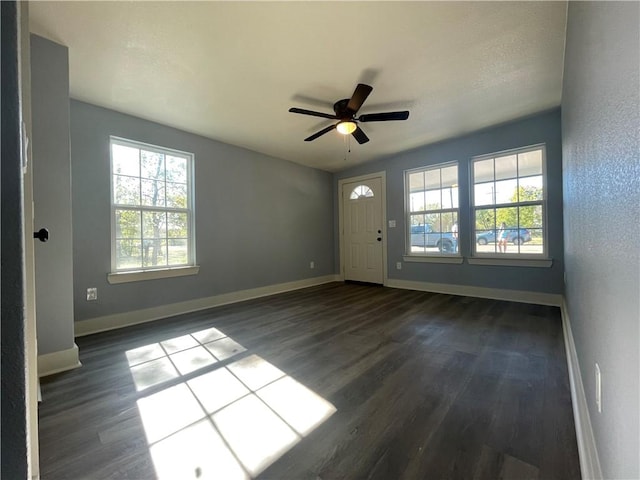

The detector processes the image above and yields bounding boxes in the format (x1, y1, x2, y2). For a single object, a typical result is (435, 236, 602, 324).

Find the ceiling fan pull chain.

(343, 134, 348, 161)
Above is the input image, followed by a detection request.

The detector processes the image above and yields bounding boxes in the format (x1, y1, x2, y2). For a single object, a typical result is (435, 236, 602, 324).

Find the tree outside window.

(472, 146, 546, 256)
(111, 138, 194, 271)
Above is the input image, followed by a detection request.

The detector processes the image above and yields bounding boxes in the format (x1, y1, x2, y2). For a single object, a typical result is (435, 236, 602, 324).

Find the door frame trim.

(338, 171, 387, 285)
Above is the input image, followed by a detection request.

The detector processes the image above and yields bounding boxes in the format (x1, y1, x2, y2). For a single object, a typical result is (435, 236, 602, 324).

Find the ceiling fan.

(288, 83, 409, 144)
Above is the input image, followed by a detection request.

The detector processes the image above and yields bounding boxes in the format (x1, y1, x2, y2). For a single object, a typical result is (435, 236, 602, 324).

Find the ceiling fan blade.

(304, 124, 336, 142)
(358, 111, 410, 122)
(289, 107, 338, 120)
(351, 126, 370, 144)
(346, 83, 373, 114)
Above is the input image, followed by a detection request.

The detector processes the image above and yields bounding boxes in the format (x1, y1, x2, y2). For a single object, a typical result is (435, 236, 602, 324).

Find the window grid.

(405, 163, 459, 256)
(472, 145, 546, 257)
(111, 137, 195, 272)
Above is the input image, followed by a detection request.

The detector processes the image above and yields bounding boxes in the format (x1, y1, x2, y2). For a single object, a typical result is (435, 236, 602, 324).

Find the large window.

(110, 137, 195, 272)
(406, 163, 459, 255)
(472, 145, 545, 256)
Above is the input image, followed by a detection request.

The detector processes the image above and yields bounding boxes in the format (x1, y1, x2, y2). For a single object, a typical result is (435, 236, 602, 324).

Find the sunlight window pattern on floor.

(128, 327, 336, 479)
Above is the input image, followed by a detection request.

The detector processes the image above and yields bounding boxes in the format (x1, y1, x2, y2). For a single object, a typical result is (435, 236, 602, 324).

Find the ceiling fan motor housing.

(334, 99, 353, 119)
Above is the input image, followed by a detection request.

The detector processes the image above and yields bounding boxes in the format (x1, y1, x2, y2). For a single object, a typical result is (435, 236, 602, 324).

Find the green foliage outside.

(410, 183, 545, 248)
(114, 149, 189, 268)
(475, 185, 543, 235)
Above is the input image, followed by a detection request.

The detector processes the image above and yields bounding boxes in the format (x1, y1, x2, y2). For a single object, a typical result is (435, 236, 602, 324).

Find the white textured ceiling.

(29, 1, 567, 172)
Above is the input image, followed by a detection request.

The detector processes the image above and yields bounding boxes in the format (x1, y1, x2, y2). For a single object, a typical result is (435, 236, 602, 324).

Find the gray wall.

(31, 34, 75, 355)
(1, 1, 28, 477)
(562, 3, 640, 478)
(71, 101, 334, 322)
(335, 109, 564, 294)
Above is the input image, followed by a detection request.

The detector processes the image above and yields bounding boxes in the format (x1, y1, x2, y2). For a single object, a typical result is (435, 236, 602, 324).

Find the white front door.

(342, 177, 384, 284)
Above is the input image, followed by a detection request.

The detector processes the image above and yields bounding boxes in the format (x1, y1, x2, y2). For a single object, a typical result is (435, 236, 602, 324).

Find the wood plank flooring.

(38, 283, 581, 479)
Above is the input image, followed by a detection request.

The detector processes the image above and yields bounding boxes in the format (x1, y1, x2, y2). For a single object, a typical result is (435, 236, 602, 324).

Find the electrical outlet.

(595, 363, 602, 413)
(396, 262, 402, 270)
(310, 261, 315, 269)
(86, 287, 98, 301)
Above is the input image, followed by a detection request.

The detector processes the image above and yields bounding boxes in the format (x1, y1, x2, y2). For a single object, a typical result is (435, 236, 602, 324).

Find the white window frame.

(403, 161, 462, 264)
(469, 144, 548, 263)
(108, 137, 198, 284)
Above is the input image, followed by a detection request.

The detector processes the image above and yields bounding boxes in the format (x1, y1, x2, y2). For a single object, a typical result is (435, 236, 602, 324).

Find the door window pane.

(349, 185, 374, 199)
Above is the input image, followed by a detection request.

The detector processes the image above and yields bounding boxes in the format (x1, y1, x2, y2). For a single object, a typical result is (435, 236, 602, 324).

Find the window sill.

(403, 255, 464, 265)
(467, 257, 552, 268)
(107, 265, 200, 284)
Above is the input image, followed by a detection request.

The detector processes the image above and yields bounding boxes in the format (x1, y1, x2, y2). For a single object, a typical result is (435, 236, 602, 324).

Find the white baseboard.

(561, 298, 602, 479)
(386, 278, 563, 306)
(75, 274, 341, 337)
(38, 343, 82, 377)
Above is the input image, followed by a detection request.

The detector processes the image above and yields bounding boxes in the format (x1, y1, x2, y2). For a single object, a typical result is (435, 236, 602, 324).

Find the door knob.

(377, 237, 382, 242)
(33, 228, 49, 242)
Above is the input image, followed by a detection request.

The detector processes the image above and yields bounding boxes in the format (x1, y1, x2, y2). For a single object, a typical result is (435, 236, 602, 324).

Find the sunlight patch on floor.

(187, 368, 250, 414)
(226, 354, 286, 390)
(204, 336, 247, 361)
(129, 357, 179, 391)
(170, 346, 217, 375)
(126, 342, 165, 365)
(126, 327, 244, 391)
(128, 326, 337, 479)
(137, 384, 204, 444)
(149, 418, 248, 480)
(212, 394, 299, 477)
(256, 375, 337, 436)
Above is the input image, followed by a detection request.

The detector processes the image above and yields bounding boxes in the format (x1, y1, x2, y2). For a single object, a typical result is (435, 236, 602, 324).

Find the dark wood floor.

(38, 282, 581, 479)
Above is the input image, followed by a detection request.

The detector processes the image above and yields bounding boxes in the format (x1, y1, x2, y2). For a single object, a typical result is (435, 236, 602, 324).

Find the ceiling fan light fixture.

(337, 121, 357, 135)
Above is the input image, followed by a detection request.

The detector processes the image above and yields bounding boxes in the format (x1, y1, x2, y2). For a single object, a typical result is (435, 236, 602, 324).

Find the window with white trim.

(406, 163, 459, 255)
(472, 145, 545, 256)
(110, 137, 195, 272)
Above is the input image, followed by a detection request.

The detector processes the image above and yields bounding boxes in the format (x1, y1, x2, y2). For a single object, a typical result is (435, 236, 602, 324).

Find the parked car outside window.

(476, 228, 532, 246)
(410, 225, 455, 252)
